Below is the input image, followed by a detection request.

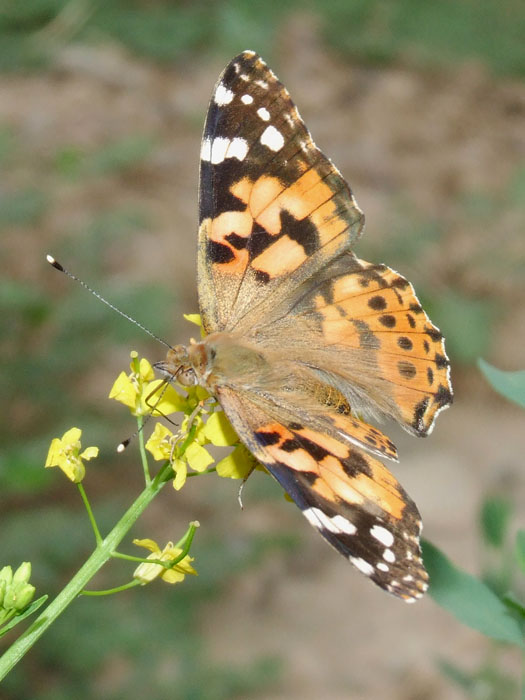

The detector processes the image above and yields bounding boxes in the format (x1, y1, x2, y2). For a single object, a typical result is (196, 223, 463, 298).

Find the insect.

(157, 50, 453, 602)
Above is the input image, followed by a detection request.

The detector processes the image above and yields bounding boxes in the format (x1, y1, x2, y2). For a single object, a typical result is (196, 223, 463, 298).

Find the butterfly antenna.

(47, 254, 172, 350)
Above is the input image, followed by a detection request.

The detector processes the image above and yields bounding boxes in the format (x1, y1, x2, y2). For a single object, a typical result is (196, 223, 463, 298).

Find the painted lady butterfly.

(158, 51, 453, 602)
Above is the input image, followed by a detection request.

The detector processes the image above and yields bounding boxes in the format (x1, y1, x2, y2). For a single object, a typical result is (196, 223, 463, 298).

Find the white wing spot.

(241, 94, 254, 105)
(376, 562, 389, 572)
(260, 125, 284, 151)
(257, 107, 270, 121)
(402, 574, 414, 582)
(370, 525, 395, 548)
(210, 137, 230, 164)
(228, 137, 248, 161)
(383, 548, 396, 563)
(200, 137, 212, 162)
(255, 79, 269, 89)
(240, 74, 249, 82)
(350, 557, 374, 577)
(302, 507, 357, 535)
(330, 514, 357, 535)
(208, 137, 248, 164)
(214, 83, 234, 106)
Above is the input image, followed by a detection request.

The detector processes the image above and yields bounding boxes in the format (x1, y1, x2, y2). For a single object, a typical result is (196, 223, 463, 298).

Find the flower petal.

(185, 443, 214, 473)
(216, 444, 256, 480)
(204, 411, 238, 447)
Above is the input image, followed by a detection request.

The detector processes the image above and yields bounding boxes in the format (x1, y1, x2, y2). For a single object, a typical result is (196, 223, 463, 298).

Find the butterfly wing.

(244, 255, 453, 436)
(198, 50, 363, 334)
(217, 386, 428, 602)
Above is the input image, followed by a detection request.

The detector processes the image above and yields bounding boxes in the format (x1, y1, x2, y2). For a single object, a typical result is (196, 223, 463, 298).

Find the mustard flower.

(109, 352, 187, 416)
(45, 427, 98, 482)
(133, 538, 197, 584)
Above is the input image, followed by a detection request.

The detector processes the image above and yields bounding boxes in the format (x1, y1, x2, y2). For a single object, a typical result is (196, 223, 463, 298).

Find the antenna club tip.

(47, 254, 64, 271)
(117, 442, 127, 453)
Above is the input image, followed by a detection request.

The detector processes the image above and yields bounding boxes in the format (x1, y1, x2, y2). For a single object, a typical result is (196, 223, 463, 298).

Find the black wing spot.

(342, 449, 372, 478)
(397, 336, 413, 351)
(368, 295, 387, 311)
(255, 430, 281, 446)
(406, 313, 416, 329)
(427, 367, 434, 385)
(207, 239, 235, 264)
(248, 222, 275, 258)
(391, 277, 410, 290)
(425, 326, 443, 342)
(398, 361, 417, 379)
(435, 384, 453, 407)
(379, 314, 396, 328)
(253, 269, 270, 284)
(435, 353, 450, 369)
(413, 398, 430, 432)
(280, 209, 319, 256)
(281, 438, 300, 452)
(225, 232, 248, 250)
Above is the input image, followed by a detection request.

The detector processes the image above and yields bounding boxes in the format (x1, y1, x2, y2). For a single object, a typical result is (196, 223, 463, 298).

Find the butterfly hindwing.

(217, 387, 428, 602)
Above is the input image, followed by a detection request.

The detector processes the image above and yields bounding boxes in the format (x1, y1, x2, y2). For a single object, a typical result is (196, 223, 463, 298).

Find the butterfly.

(157, 50, 453, 602)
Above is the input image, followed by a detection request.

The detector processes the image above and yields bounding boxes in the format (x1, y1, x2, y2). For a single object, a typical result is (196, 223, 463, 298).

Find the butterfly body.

(161, 51, 453, 602)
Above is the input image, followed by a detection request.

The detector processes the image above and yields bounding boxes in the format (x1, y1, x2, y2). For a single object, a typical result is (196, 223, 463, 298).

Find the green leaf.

(478, 359, 525, 409)
(502, 592, 525, 620)
(0, 595, 48, 638)
(422, 540, 524, 646)
(480, 496, 512, 548)
(515, 530, 525, 573)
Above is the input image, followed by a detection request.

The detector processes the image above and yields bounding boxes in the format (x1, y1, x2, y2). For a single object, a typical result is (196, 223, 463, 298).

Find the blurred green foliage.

(426, 364, 525, 699)
(1, 0, 525, 76)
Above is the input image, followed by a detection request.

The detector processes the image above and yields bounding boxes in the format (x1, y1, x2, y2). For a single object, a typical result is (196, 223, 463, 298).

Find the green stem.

(77, 483, 102, 545)
(136, 416, 151, 485)
(81, 580, 141, 596)
(0, 479, 165, 681)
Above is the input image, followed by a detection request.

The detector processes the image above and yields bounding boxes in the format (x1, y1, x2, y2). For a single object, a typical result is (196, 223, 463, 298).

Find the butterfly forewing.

(198, 50, 364, 334)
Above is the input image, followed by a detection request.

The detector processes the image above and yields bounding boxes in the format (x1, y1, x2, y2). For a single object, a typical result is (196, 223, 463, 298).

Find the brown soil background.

(2, 18, 525, 700)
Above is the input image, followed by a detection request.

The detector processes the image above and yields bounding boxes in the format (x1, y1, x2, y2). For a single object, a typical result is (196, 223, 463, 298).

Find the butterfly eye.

(176, 367, 197, 387)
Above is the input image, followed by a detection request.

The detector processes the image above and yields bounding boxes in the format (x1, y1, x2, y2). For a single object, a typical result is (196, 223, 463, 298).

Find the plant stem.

(77, 483, 102, 545)
(0, 478, 165, 681)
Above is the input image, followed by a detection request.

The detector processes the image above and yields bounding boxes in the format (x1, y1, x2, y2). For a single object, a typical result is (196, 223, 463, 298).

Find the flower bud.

(12, 562, 31, 585)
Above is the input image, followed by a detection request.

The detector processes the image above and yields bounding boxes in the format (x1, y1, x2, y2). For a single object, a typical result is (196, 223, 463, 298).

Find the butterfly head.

(154, 341, 211, 387)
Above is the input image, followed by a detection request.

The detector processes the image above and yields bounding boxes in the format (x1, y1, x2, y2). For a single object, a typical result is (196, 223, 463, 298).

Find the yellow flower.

(183, 313, 206, 339)
(215, 444, 257, 480)
(133, 538, 197, 584)
(204, 411, 238, 446)
(109, 352, 187, 416)
(45, 427, 98, 483)
(145, 423, 176, 462)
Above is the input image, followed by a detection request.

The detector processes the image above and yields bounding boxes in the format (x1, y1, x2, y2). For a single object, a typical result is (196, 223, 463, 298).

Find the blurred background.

(1, 1, 525, 698)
